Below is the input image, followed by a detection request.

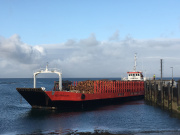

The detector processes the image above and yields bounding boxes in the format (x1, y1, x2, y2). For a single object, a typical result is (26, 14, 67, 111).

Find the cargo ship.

(16, 54, 145, 109)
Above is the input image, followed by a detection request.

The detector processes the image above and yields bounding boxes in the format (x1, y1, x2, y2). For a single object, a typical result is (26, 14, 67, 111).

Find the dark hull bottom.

(16, 88, 144, 110)
(32, 95, 144, 110)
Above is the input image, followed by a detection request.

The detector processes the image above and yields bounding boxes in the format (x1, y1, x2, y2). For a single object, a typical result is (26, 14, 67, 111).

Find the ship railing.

(93, 80, 145, 94)
(69, 80, 145, 95)
(51, 83, 60, 92)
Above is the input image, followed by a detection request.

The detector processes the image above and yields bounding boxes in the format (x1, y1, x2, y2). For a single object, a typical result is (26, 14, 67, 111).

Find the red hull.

(17, 81, 144, 109)
(47, 81, 144, 101)
(46, 89, 144, 102)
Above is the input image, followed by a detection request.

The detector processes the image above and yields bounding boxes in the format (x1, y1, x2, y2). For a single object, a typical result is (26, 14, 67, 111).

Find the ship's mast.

(133, 53, 137, 71)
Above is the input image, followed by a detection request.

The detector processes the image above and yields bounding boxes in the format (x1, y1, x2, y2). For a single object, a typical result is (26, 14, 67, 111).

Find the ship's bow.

(16, 88, 51, 108)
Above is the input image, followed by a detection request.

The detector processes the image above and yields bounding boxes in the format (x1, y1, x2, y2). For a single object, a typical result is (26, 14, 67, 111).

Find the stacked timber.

(69, 80, 117, 94)
(69, 80, 94, 94)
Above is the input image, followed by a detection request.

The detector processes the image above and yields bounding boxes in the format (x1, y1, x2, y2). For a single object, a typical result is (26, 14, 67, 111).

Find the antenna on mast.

(133, 53, 137, 71)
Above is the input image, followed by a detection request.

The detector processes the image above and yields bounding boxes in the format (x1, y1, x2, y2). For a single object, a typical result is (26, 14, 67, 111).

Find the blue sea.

(1, 77, 180, 135)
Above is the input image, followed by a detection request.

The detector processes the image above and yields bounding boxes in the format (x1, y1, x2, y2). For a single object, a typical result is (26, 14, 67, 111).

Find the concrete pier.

(145, 80, 180, 113)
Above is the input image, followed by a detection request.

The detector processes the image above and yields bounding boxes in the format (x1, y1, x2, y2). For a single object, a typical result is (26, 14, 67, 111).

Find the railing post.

(160, 81, 163, 106)
(102, 81, 104, 93)
(114, 81, 115, 93)
(123, 81, 125, 93)
(59, 73, 62, 91)
(94, 81, 96, 93)
(149, 81, 151, 101)
(171, 85, 173, 111)
(154, 81, 156, 103)
(120, 81, 121, 93)
(100, 81, 101, 93)
(168, 82, 170, 110)
(34, 73, 36, 88)
(116, 81, 117, 93)
(178, 81, 180, 106)
(144, 81, 147, 99)
(112, 81, 113, 93)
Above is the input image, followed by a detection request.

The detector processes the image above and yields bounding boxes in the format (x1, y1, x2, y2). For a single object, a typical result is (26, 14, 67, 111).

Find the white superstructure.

(33, 64, 62, 91)
(127, 54, 144, 81)
(127, 71, 144, 81)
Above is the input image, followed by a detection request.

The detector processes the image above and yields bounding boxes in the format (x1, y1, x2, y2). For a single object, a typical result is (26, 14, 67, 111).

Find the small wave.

(110, 129, 180, 135)
(68, 129, 180, 135)
(6, 104, 31, 110)
(0, 82, 17, 85)
(138, 129, 180, 134)
(18, 129, 75, 135)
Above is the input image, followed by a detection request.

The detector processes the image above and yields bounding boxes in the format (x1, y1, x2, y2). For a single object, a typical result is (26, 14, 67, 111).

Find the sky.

(0, 0, 180, 78)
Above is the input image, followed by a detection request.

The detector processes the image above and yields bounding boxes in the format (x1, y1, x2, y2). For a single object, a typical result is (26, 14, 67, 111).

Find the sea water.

(1, 78, 180, 135)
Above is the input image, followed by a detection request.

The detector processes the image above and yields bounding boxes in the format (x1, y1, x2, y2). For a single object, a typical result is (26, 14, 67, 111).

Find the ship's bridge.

(127, 71, 144, 81)
(126, 53, 144, 81)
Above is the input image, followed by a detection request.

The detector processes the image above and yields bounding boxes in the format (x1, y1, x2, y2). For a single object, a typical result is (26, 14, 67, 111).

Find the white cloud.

(1, 33, 180, 78)
(0, 34, 46, 64)
(43, 33, 180, 78)
(78, 34, 99, 47)
(0, 34, 46, 77)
